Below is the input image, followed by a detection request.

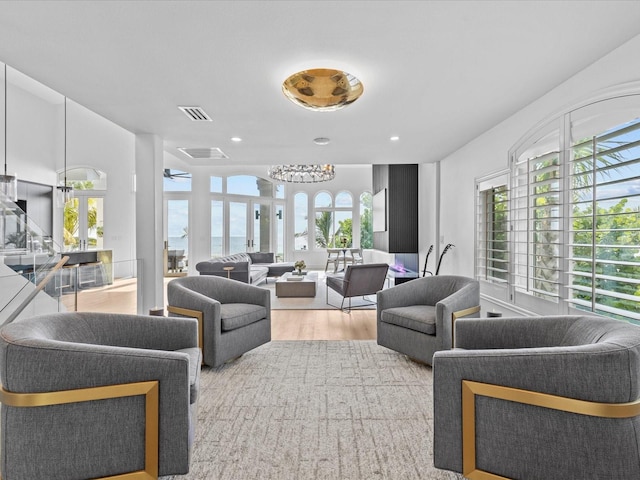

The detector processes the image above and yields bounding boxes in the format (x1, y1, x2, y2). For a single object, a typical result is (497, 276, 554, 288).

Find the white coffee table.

(275, 272, 318, 297)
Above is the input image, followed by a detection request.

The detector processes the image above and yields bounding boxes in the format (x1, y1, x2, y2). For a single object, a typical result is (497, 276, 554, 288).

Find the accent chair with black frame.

(376, 275, 480, 365)
(0, 312, 200, 480)
(167, 275, 271, 368)
(433, 315, 640, 480)
(326, 263, 389, 312)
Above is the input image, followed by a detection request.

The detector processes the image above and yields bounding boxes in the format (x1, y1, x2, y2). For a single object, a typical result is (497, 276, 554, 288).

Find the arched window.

(313, 191, 354, 248)
(58, 167, 107, 251)
(335, 191, 353, 208)
(314, 191, 332, 208)
(478, 90, 640, 322)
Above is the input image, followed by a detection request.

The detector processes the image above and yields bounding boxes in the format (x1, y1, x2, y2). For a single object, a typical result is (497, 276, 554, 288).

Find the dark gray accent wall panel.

(372, 165, 389, 252)
(373, 164, 418, 253)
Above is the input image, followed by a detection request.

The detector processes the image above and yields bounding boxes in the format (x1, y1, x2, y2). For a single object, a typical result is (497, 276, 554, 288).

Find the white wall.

(2, 63, 136, 272)
(66, 101, 136, 266)
(436, 32, 640, 312)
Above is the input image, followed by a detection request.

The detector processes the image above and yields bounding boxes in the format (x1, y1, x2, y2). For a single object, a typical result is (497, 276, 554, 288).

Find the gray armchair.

(0, 312, 200, 479)
(167, 275, 271, 368)
(326, 263, 389, 311)
(376, 275, 480, 365)
(433, 315, 640, 480)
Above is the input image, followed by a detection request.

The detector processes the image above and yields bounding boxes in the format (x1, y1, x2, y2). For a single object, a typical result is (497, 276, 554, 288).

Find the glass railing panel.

(60, 259, 141, 315)
(0, 193, 65, 320)
(0, 196, 56, 256)
(0, 254, 67, 325)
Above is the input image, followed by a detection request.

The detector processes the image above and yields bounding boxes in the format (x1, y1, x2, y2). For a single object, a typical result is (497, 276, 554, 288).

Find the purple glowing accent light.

(390, 263, 407, 273)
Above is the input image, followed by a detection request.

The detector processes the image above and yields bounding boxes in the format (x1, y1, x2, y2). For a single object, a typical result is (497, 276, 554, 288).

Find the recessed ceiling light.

(313, 137, 331, 145)
(231, 137, 242, 142)
(390, 136, 400, 141)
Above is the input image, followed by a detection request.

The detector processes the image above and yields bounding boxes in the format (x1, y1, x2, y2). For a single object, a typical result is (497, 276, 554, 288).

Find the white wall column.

(135, 134, 164, 314)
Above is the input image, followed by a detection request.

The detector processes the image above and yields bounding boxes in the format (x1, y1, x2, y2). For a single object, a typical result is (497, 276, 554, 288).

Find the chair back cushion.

(342, 263, 389, 297)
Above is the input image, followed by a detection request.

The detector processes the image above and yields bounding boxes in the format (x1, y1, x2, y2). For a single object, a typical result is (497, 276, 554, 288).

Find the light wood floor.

(271, 309, 376, 340)
(61, 277, 377, 340)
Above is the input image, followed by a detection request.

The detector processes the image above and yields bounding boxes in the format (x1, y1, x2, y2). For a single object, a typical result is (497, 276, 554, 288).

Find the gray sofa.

(433, 315, 640, 480)
(195, 252, 294, 285)
(167, 275, 271, 368)
(0, 312, 201, 479)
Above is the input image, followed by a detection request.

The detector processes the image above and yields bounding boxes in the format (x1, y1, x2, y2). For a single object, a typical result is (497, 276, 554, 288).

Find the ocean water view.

(167, 236, 253, 257)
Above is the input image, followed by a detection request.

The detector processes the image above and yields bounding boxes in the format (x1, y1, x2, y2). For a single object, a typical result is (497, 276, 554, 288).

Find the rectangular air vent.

(178, 106, 212, 121)
(178, 147, 229, 160)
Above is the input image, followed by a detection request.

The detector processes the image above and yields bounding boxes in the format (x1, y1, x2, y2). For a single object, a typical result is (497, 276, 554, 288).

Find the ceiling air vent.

(178, 106, 212, 121)
(178, 147, 229, 160)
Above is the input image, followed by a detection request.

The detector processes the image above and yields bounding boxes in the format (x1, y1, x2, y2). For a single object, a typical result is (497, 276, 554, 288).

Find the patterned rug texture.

(162, 340, 463, 480)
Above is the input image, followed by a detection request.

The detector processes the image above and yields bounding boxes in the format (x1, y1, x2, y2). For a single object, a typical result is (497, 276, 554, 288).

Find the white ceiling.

(1, 0, 640, 169)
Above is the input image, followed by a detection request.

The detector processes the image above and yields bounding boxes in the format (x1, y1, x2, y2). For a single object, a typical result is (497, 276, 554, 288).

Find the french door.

(215, 199, 285, 257)
(63, 193, 104, 251)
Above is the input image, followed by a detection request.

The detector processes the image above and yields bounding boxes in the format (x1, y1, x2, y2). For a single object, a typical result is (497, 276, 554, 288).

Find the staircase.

(0, 194, 66, 325)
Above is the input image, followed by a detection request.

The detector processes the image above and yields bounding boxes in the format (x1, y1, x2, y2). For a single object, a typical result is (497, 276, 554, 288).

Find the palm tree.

(315, 211, 333, 247)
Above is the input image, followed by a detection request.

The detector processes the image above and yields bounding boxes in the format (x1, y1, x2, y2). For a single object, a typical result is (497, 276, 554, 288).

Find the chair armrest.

(434, 343, 638, 406)
(202, 280, 271, 307)
(2, 341, 192, 394)
(89, 314, 199, 352)
(455, 315, 580, 350)
(433, 342, 640, 474)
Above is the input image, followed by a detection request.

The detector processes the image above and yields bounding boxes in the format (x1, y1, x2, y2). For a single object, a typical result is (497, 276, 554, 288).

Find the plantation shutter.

(511, 150, 562, 304)
(567, 118, 640, 320)
(476, 180, 509, 284)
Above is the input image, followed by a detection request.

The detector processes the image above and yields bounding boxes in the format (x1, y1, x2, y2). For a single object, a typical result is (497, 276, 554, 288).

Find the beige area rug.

(162, 340, 463, 480)
(266, 271, 385, 310)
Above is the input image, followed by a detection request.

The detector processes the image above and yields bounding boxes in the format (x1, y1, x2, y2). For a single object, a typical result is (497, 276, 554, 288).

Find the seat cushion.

(220, 303, 267, 332)
(176, 347, 201, 404)
(381, 305, 437, 335)
(250, 266, 269, 284)
(326, 274, 345, 293)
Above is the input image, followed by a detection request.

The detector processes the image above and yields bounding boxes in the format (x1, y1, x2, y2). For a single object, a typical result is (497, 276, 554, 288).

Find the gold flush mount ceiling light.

(282, 68, 364, 111)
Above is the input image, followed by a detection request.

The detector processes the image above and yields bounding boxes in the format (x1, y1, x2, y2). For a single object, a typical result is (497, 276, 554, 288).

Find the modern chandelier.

(0, 63, 17, 202)
(268, 164, 335, 183)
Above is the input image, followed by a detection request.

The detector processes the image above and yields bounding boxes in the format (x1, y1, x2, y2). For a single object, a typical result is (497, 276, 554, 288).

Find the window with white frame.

(314, 191, 353, 248)
(567, 115, 640, 321)
(489, 92, 640, 323)
(294, 192, 308, 250)
(475, 173, 509, 285)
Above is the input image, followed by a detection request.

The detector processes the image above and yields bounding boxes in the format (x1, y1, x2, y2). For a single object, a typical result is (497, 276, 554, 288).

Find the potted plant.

(294, 260, 306, 275)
